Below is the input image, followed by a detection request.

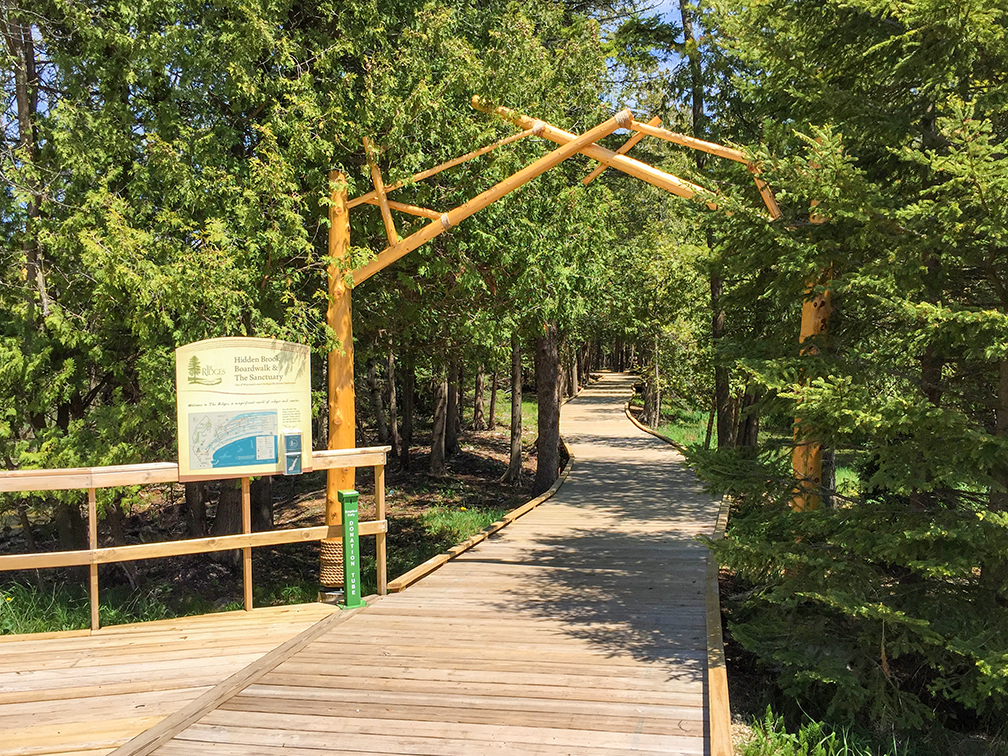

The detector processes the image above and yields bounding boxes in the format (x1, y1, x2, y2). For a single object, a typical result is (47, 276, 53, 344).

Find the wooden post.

(88, 487, 99, 631)
(375, 463, 387, 595)
(323, 171, 355, 588)
(241, 476, 252, 610)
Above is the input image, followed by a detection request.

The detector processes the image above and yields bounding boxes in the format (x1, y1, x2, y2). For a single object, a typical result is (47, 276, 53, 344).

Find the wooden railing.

(0, 446, 389, 632)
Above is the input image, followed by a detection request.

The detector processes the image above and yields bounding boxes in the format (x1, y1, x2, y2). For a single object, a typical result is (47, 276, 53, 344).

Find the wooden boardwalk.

(1, 373, 721, 756)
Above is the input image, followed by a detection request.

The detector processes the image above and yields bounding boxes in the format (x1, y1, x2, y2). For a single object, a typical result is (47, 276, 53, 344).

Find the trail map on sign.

(189, 410, 278, 470)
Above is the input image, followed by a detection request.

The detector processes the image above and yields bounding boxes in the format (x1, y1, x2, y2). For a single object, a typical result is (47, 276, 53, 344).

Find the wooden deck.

(1, 373, 721, 756)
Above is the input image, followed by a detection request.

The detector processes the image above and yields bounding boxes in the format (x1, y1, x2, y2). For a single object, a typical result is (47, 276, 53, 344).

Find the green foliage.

(656, 0, 1008, 736)
(741, 707, 905, 756)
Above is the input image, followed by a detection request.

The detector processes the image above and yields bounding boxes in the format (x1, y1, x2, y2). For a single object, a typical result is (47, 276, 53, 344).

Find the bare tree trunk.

(55, 502, 87, 551)
(367, 357, 388, 443)
(570, 355, 579, 397)
(16, 501, 37, 552)
(982, 359, 1008, 602)
(473, 365, 486, 430)
(430, 374, 448, 476)
(821, 447, 836, 509)
(401, 353, 415, 472)
(105, 498, 139, 590)
(250, 477, 273, 531)
(457, 362, 466, 432)
(446, 357, 460, 457)
(387, 349, 400, 459)
(210, 481, 243, 566)
(735, 383, 761, 448)
(704, 398, 715, 450)
(487, 369, 498, 431)
(534, 324, 561, 495)
(712, 270, 734, 450)
(500, 332, 523, 485)
(1, 6, 49, 320)
(184, 482, 207, 537)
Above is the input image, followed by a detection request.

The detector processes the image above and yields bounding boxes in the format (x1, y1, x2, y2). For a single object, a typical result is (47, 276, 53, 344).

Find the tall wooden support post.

(791, 282, 832, 511)
(323, 171, 356, 588)
(88, 487, 99, 631)
(242, 476, 253, 610)
(375, 463, 387, 595)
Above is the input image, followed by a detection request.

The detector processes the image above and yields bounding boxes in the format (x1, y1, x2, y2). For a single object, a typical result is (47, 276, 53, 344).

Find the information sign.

(175, 337, 312, 481)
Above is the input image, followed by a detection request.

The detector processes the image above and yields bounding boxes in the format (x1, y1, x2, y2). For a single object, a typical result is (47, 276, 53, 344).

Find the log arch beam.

(328, 97, 823, 519)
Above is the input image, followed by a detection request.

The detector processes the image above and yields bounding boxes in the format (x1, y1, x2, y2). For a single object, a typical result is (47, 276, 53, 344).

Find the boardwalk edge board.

(624, 397, 733, 756)
(623, 400, 687, 453)
(107, 601, 376, 756)
(386, 440, 576, 592)
(386, 384, 585, 594)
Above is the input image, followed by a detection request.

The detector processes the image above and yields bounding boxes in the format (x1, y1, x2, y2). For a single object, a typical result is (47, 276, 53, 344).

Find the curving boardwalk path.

(1, 372, 721, 756)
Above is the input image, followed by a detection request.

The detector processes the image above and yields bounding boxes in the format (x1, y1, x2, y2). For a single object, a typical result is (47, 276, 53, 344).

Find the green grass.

(490, 389, 538, 438)
(742, 707, 907, 756)
(657, 409, 710, 447)
(1, 581, 177, 634)
(361, 503, 507, 595)
(421, 504, 506, 544)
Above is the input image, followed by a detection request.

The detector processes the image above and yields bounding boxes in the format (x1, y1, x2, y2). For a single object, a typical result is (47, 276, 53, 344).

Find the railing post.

(339, 489, 366, 609)
(375, 463, 387, 595)
(242, 477, 252, 611)
(88, 487, 99, 631)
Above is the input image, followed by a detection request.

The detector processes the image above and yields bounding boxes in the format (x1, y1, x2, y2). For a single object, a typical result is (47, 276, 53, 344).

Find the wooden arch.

(325, 98, 822, 528)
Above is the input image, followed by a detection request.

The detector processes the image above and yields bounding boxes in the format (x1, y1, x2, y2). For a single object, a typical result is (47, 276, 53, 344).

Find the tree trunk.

(712, 270, 734, 450)
(430, 374, 448, 476)
(570, 355, 579, 398)
(534, 324, 561, 495)
(821, 447, 836, 509)
(251, 477, 273, 531)
(105, 498, 139, 590)
(920, 344, 943, 406)
(184, 482, 207, 537)
(735, 383, 761, 448)
(16, 501, 37, 552)
(367, 357, 388, 443)
(488, 370, 498, 431)
(984, 358, 1008, 603)
(500, 332, 523, 485)
(210, 481, 243, 566)
(642, 379, 657, 428)
(473, 365, 486, 430)
(55, 502, 87, 552)
(704, 398, 715, 450)
(400, 353, 415, 472)
(2, 6, 49, 321)
(446, 357, 460, 457)
(387, 349, 400, 459)
(457, 361, 466, 432)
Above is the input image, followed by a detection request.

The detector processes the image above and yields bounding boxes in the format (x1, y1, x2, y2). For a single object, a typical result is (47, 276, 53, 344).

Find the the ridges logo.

(186, 355, 223, 385)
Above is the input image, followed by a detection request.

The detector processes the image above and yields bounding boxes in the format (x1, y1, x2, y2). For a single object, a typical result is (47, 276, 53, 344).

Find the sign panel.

(175, 337, 312, 481)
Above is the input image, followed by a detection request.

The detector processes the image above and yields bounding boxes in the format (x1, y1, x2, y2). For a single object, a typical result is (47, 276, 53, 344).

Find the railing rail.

(0, 446, 390, 632)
